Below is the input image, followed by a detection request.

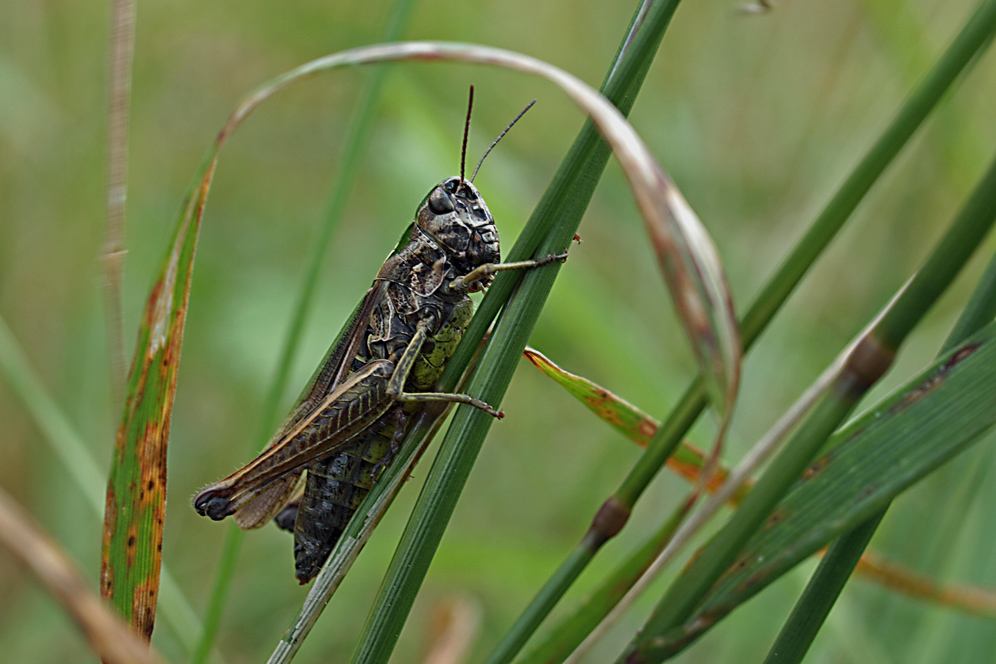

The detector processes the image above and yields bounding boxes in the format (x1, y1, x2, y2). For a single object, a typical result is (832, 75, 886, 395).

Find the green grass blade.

(665, 322, 996, 657)
(350, 4, 683, 663)
(0, 315, 106, 511)
(762, 514, 887, 664)
(761, 150, 996, 664)
(944, 247, 996, 350)
(190, 4, 415, 661)
(624, 131, 996, 663)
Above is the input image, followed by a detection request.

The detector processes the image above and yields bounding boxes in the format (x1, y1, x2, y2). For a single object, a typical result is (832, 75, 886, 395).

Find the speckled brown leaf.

(100, 158, 216, 638)
(523, 348, 748, 502)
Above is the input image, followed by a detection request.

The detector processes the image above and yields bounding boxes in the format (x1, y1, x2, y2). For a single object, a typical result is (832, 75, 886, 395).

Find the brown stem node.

(586, 497, 631, 549)
(842, 335, 896, 394)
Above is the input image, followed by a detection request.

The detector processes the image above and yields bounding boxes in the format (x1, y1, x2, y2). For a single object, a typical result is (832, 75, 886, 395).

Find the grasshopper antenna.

(471, 99, 535, 183)
(458, 85, 474, 192)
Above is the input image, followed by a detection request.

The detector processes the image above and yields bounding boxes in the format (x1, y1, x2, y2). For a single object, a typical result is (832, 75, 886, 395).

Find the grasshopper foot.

(193, 490, 234, 521)
(467, 396, 503, 419)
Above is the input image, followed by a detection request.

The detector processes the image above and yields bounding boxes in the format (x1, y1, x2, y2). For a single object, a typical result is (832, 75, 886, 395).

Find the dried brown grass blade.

(0, 484, 166, 664)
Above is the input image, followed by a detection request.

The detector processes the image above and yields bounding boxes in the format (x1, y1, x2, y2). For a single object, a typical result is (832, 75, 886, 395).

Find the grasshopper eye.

(428, 187, 455, 215)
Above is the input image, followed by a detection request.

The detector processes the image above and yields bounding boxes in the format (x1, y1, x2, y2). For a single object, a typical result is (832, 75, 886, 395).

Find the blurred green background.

(3, 0, 996, 662)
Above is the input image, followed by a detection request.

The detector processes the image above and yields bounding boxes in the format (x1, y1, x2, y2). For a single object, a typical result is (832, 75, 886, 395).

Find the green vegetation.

(2, 1, 996, 663)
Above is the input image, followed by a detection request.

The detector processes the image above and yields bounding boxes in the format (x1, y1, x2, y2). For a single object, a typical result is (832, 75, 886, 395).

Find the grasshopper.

(193, 90, 567, 583)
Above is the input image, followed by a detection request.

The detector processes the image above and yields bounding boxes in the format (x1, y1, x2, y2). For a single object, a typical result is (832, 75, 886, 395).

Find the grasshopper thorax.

(416, 177, 500, 283)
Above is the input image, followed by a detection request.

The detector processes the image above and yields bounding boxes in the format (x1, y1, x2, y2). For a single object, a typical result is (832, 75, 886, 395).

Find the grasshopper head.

(416, 177, 500, 280)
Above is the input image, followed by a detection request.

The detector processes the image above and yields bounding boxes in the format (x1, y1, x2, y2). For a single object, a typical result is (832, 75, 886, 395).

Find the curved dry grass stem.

(0, 485, 165, 664)
(204, 41, 738, 428)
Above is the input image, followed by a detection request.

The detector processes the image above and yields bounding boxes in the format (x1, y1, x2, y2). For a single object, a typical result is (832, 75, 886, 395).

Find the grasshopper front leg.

(448, 250, 569, 294)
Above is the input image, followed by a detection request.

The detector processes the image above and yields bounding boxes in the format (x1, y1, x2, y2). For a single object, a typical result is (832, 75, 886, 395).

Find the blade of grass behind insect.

(762, 151, 996, 664)
(0, 313, 210, 657)
(347, 4, 682, 663)
(624, 130, 996, 664)
(190, 4, 415, 662)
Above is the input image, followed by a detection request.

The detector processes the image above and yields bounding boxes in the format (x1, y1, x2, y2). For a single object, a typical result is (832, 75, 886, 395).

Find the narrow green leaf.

(349, 6, 685, 662)
(523, 347, 747, 502)
(762, 513, 886, 664)
(653, 322, 996, 657)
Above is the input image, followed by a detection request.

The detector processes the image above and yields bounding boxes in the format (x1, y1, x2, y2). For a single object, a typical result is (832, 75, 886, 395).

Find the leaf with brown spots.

(100, 154, 217, 638)
(523, 347, 749, 503)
